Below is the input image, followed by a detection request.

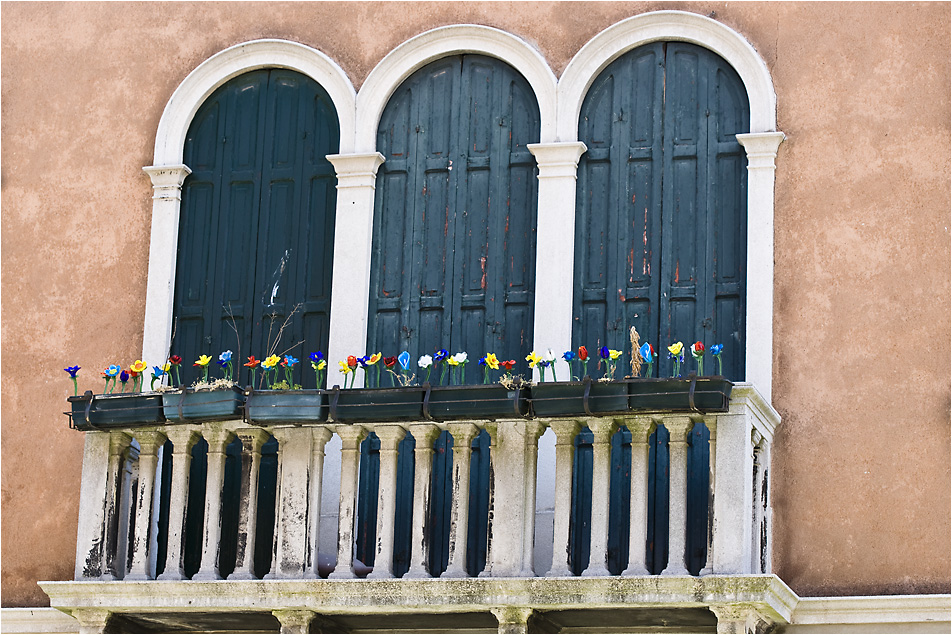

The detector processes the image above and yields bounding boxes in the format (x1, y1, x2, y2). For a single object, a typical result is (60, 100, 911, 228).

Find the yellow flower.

(130, 359, 148, 373)
(194, 355, 212, 367)
(526, 351, 541, 368)
(667, 342, 683, 356)
(368, 352, 382, 365)
(262, 354, 280, 369)
(313, 360, 327, 371)
(485, 353, 499, 370)
(609, 349, 623, 360)
(161, 362, 171, 373)
(338, 361, 352, 374)
(447, 356, 460, 366)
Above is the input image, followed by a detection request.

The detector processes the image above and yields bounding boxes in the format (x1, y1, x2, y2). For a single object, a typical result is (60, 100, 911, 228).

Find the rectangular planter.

(67, 391, 165, 430)
(162, 385, 244, 422)
(530, 377, 631, 417)
(423, 384, 530, 421)
(628, 375, 733, 413)
(328, 386, 425, 423)
(245, 389, 327, 424)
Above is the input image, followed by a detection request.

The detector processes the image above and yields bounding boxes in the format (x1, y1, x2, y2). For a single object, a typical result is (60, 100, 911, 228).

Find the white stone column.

(325, 153, 385, 388)
(156, 427, 200, 580)
(126, 431, 168, 580)
(582, 419, 617, 576)
(305, 426, 334, 578)
(329, 425, 367, 579)
(229, 428, 271, 580)
(141, 164, 191, 366)
(661, 417, 693, 576)
(441, 423, 479, 578)
(623, 417, 656, 576)
(527, 142, 587, 352)
(735, 132, 784, 401)
(546, 420, 581, 577)
(101, 432, 132, 580)
(520, 421, 546, 577)
(711, 409, 755, 575)
(74, 432, 111, 580)
(491, 606, 536, 635)
(266, 427, 313, 578)
(404, 423, 441, 578)
(478, 423, 497, 578)
(700, 417, 718, 576)
(368, 424, 408, 578)
(193, 425, 235, 581)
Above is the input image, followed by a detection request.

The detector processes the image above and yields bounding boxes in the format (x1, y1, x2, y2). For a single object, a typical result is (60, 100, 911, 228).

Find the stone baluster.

(368, 424, 408, 579)
(582, 419, 618, 576)
(700, 417, 718, 576)
(329, 425, 367, 579)
(478, 423, 496, 578)
(114, 445, 139, 578)
(622, 417, 656, 576)
(100, 432, 132, 580)
(126, 431, 168, 580)
(266, 427, 314, 578)
(661, 417, 693, 576)
(761, 438, 773, 574)
(545, 420, 581, 577)
(751, 430, 765, 574)
(519, 421, 546, 577)
(404, 423, 442, 578)
(74, 432, 113, 580)
(229, 428, 271, 579)
(441, 423, 479, 578)
(193, 425, 236, 580)
(305, 427, 334, 578)
(156, 427, 200, 580)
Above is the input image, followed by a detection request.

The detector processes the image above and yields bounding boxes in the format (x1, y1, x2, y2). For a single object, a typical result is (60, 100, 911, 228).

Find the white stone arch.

(142, 39, 356, 367)
(558, 10, 777, 139)
(355, 24, 558, 152)
(153, 39, 356, 164)
(552, 11, 784, 399)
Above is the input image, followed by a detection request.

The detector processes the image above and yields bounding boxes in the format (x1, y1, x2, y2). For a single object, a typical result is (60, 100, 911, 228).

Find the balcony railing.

(43, 383, 787, 634)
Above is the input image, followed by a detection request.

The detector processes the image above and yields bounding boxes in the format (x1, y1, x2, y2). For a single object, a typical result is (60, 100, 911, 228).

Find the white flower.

(418, 355, 433, 368)
(451, 352, 468, 364)
(543, 348, 556, 362)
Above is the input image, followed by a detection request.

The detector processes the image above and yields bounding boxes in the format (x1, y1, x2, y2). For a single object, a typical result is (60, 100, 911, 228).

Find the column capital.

(142, 164, 192, 201)
(491, 606, 535, 634)
(523, 420, 547, 442)
(527, 141, 588, 178)
(409, 422, 442, 445)
(134, 430, 168, 455)
(326, 152, 386, 188)
(271, 609, 316, 634)
(335, 424, 367, 448)
(548, 419, 582, 443)
(709, 603, 772, 634)
(585, 417, 619, 442)
(203, 423, 236, 449)
(163, 426, 201, 451)
(446, 422, 480, 445)
(107, 431, 132, 455)
(311, 425, 334, 447)
(372, 423, 408, 448)
(624, 416, 657, 440)
(236, 427, 271, 452)
(70, 608, 112, 634)
(736, 132, 785, 170)
(664, 415, 695, 439)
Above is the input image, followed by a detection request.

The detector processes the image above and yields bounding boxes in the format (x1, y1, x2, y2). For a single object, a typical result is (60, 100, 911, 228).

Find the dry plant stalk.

(629, 326, 643, 378)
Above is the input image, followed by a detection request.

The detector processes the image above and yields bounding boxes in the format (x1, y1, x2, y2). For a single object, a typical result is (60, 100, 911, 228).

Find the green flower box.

(628, 375, 732, 413)
(67, 391, 165, 430)
(423, 383, 530, 421)
(245, 389, 327, 423)
(328, 386, 425, 423)
(529, 376, 631, 417)
(161, 385, 244, 422)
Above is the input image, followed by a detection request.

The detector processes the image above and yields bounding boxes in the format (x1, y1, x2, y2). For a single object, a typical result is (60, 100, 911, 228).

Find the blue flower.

(106, 364, 121, 377)
(119, 370, 130, 383)
(284, 355, 299, 368)
(217, 359, 228, 368)
(710, 344, 724, 356)
(309, 351, 324, 363)
(357, 355, 369, 368)
(64, 365, 81, 378)
(599, 346, 610, 359)
(639, 342, 654, 362)
(152, 365, 166, 377)
(219, 350, 233, 363)
(563, 351, 575, 362)
(398, 351, 411, 371)
(434, 349, 449, 362)
(478, 357, 487, 366)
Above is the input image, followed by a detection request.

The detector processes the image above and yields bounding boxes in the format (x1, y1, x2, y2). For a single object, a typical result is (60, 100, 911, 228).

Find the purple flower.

(119, 371, 130, 383)
(64, 365, 81, 378)
(599, 346, 610, 359)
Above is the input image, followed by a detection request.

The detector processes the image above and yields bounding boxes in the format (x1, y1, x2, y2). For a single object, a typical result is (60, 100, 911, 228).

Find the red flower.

(169, 355, 182, 366)
(578, 346, 588, 361)
(384, 356, 398, 368)
(693, 341, 704, 352)
(128, 369, 140, 378)
(347, 355, 358, 369)
(501, 359, 516, 370)
(244, 356, 260, 368)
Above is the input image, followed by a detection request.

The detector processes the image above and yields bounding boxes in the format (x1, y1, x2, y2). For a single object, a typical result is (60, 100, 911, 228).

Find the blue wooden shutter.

(369, 55, 540, 374)
(174, 69, 339, 386)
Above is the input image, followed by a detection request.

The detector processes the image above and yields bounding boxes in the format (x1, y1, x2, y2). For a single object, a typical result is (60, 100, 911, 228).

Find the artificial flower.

(667, 341, 685, 377)
(167, 355, 183, 388)
(106, 364, 121, 377)
(691, 341, 705, 376)
(398, 351, 411, 371)
(194, 355, 212, 367)
(245, 356, 260, 368)
(64, 365, 80, 396)
(339, 360, 352, 374)
(284, 355, 299, 367)
(119, 370, 130, 392)
(418, 354, 433, 384)
(710, 344, 724, 376)
(130, 359, 148, 374)
(563, 351, 575, 362)
(500, 359, 516, 371)
(609, 349, 623, 360)
(667, 342, 684, 357)
(578, 346, 588, 361)
(525, 351, 541, 368)
(599, 346, 610, 359)
(384, 356, 397, 368)
(448, 352, 468, 384)
(347, 355, 358, 369)
(309, 351, 325, 364)
(639, 343, 655, 378)
(484, 353, 499, 370)
(434, 349, 449, 362)
(368, 352, 382, 365)
(150, 365, 166, 391)
(219, 350, 232, 363)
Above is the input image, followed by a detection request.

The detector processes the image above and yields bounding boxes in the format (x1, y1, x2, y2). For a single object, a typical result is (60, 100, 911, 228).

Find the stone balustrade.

(59, 384, 781, 633)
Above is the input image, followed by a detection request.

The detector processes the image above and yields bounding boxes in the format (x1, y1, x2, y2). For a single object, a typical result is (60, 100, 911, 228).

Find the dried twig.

(629, 326, 643, 378)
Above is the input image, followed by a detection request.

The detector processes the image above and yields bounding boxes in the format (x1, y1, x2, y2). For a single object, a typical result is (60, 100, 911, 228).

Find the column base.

(660, 565, 691, 576)
(545, 565, 574, 577)
(123, 572, 152, 582)
(226, 570, 257, 581)
(440, 566, 469, 579)
(366, 569, 393, 580)
(190, 569, 222, 581)
(402, 566, 431, 579)
(581, 564, 611, 577)
(155, 569, 186, 581)
(621, 564, 650, 576)
(327, 567, 355, 579)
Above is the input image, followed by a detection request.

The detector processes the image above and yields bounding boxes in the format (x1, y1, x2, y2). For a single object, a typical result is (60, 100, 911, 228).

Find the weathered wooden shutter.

(369, 55, 540, 375)
(575, 42, 748, 380)
(174, 69, 339, 386)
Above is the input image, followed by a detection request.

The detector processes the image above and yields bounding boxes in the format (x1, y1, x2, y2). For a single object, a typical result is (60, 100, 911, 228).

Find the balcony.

(41, 384, 787, 634)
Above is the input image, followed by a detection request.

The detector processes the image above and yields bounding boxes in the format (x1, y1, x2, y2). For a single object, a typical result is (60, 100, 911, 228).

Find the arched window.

(574, 42, 749, 380)
(172, 69, 340, 386)
(367, 55, 540, 377)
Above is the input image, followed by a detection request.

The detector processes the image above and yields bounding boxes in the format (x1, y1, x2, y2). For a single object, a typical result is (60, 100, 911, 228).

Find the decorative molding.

(791, 594, 952, 626)
(142, 165, 191, 202)
(153, 39, 355, 163)
(356, 24, 558, 152)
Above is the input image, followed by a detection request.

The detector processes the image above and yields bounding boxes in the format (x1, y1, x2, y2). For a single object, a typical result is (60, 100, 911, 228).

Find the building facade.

(2, 2, 950, 633)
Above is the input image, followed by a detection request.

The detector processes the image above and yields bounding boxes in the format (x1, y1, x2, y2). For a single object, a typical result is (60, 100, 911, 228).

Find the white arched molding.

(556, 11, 784, 399)
(355, 24, 558, 152)
(142, 39, 356, 367)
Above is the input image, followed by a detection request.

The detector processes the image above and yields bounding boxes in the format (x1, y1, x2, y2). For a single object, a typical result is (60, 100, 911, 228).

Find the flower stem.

(71, 377, 78, 397)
